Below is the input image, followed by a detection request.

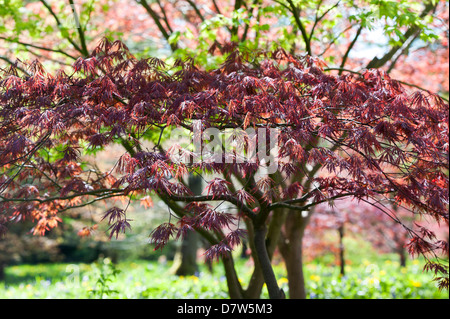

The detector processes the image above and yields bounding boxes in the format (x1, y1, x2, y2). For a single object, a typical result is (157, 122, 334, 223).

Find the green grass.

(0, 256, 448, 299)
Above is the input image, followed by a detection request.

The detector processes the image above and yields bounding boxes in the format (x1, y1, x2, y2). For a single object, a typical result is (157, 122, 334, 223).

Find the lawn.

(0, 256, 448, 299)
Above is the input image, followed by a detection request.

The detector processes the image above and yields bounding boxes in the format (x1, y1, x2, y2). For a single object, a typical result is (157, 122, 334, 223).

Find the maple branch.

(68, 0, 89, 57)
(0, 56, 30, 76)
(339, 25, 363, 74)
(157, 192, 246, 298)
(326, 135, 447, 219)
(0, 132, 52, 194)
(285, 0, 312, 55)
(39, 0, 84, 54)
(309, 0, 341, 41)
(356, 197, 440, 260)
(0, 36, 78, 60)
(21, 163, 63, 190)
(160, 195, 223, 247)
(139, 0, 178, 51)
(23, 48, 73, 66)
(55, 192, 126, 213)
(269, 191, 355, 211)
(0, 188, 125, 204)
(164, 193, 257, 219)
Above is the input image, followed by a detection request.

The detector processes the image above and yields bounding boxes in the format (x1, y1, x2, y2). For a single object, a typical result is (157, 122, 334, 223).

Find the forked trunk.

(244, 210, 287, 298)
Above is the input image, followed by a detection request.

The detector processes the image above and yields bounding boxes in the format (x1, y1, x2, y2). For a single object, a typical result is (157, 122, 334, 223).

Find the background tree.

(0, 39, 448, 298)
(307, 198, 413, 274)
(0, 217, 60, 281)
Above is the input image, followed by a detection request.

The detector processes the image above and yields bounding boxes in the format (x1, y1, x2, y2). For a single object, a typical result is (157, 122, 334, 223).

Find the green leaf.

(168, 31, 181, 46)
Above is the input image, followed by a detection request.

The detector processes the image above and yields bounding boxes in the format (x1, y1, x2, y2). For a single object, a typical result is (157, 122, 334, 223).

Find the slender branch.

(269, 191, 355, 211)
(139, 0, 178, 51)
(55, 192, 126, 213)
(387, 30, 421, 73)
(155, 0, 174, 33)
(24, 47, 73, 66)
(39, 0, 84, 54)
(0, 56, 30, 76)
(211, 0, 222, 15)
(165, 193, 257, 219)
(0, 132, 52, 194)
(0, 36, 78, 60)
(324, 67, 449, 102)
(0, 188, 125, 204)
(186, 0, 205, 22)
(317, 23, 355, 57)
(68, 0, 89, 56)
(309, 0, 340, 41)
(285, 0, 312, 55)
(241, 0, 260, 42)
(339, 25, 363, 74)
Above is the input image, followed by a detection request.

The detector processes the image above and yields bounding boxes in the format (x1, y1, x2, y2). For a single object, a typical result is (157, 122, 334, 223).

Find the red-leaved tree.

(306, 198, 413, 274)
(0, 39, 448, 298)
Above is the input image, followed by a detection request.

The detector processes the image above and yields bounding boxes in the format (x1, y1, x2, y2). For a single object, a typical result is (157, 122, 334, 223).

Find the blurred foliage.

(0, 194, 178, 271)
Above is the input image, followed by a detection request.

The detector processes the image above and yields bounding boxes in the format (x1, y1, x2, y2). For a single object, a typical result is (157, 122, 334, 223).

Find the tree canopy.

(0, 38, 448, 296)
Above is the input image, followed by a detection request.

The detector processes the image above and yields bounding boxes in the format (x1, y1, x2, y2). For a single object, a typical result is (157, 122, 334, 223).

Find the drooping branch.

(0, 188, 125, 204)
(0, 36, 78, 60)
(324, 67, 449, 102)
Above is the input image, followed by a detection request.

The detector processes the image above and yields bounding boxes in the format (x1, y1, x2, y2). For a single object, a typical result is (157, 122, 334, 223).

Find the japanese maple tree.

(0, 38, 448, 298)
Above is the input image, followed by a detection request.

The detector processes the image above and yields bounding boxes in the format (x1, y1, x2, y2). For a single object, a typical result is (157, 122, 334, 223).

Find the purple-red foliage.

(0, 38, 448, 288)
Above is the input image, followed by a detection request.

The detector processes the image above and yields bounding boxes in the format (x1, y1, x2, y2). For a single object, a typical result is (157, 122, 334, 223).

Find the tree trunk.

(172, 174, 202, 276)
(172, 230, 199, 276)
(222, 252, 245, 298)
(0, 263, 4, 282)
(338, 225, 345, 276)
(244, 209, 287, 298)
(253, 224, 285, 299)
(397, 243, 407, 268)
(279, 212, 308, 299)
